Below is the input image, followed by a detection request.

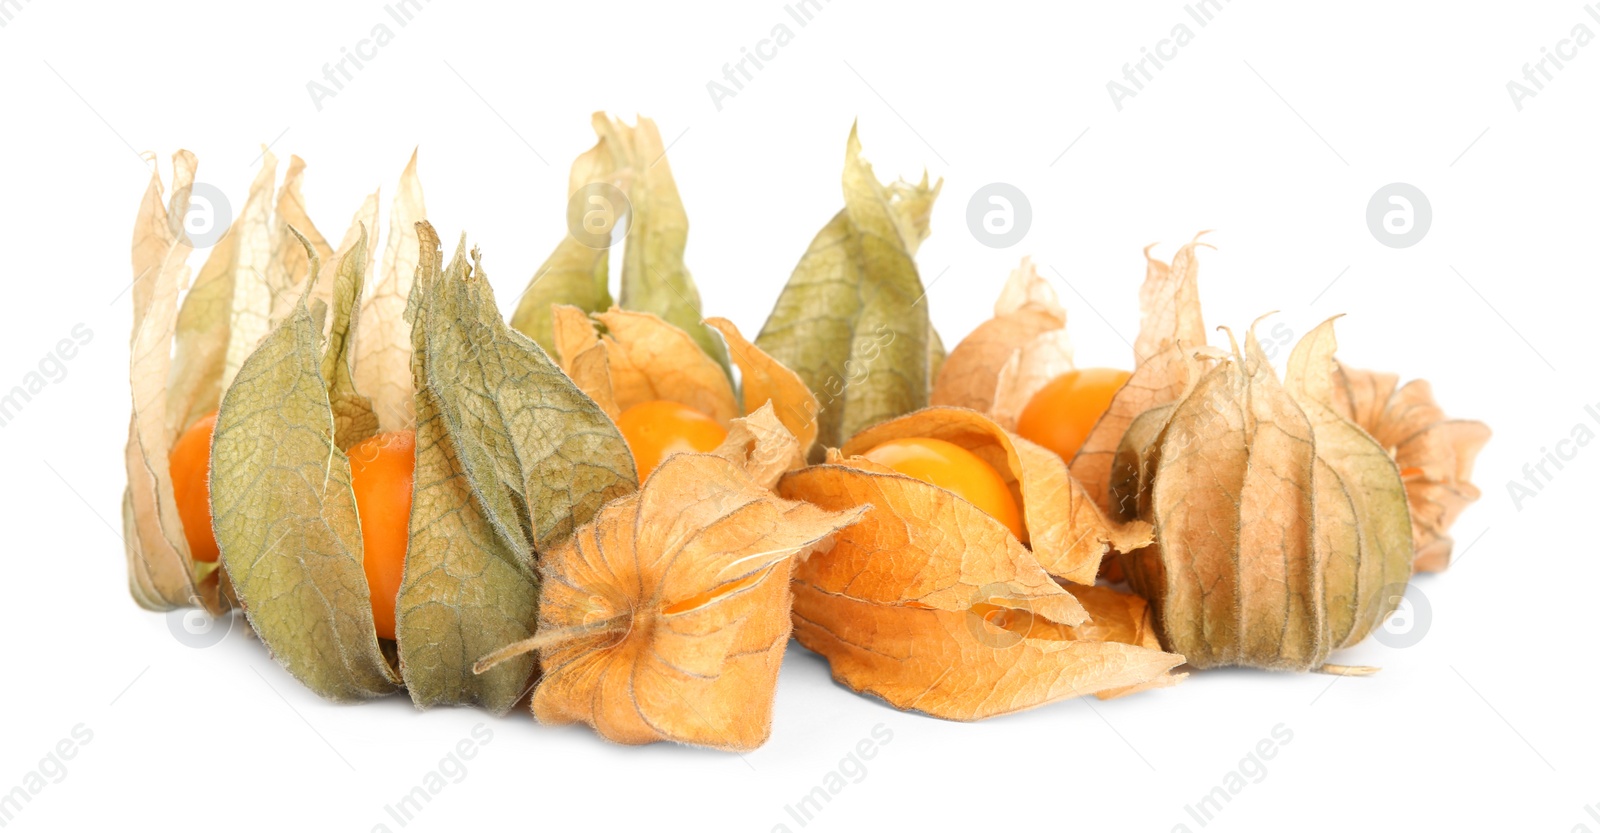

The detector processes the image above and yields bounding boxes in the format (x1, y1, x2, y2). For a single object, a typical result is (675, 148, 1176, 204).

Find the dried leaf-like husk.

(756, 124, 942, 451)
(320, 228, 379, 450)
(211, 231, 400, 700)
(129, 152, 305, 613)
(306, 190, 379, 336)
(590, 307, 738, 423)
(838, 407, 1149, 584)
(1331, 363, 1490, 572)
(549, 304, 620, 419)
(220, 151, 281, 391)
(1064, 584, 1189, 699)
(263, 156, 332, 322)
(931, 258, 1068, 418)
(1071, 237, 1210, 513)
(706, 316, 819, 458)
(1286, 321, 1413, 649)
(395, 223, 637, 711)
(712, 404, 807, 491)
(550, 304, 736, 421)
(519, 453, 863, 751)
(778, 464, 1183, 720)
(1113, 321, 1412, 670)
(124, 153, 201, 611)
(354, 150, 427, 431)
(128, 151, 193, 337)
(164, 159, 275, 438)
(551, 308, 816, 469)
(605, 116, 733, 379)
(396, 380, 538, 713)
(510, 116, 618, 354)
(406, 224, 637, 560)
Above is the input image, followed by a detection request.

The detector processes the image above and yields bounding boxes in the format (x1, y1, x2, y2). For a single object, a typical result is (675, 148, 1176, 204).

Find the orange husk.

(838, 406, 1150, 584)
(777, 462, 1184, 720)
(707, 316, 819, 458)
(930, 257, 1070, 422)
(1331, 363, 1490, 572)
(712, 403, 808, 491)
(925, 258, 1166, 582)
(551, 304, 820, 460)
(479, 415, 863, 751)
(1064, 584, 1189, 699)
(558, 305, 739, 422)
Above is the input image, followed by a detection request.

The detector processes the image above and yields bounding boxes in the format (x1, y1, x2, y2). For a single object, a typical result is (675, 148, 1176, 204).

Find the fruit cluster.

(123, 116, 1488, 751)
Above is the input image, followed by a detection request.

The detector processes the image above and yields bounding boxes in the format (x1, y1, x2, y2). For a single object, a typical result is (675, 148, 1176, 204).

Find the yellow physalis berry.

(616, 399, 729, 481)
(860, 437, 1025, 540)
(1015, 368, 1132, 464)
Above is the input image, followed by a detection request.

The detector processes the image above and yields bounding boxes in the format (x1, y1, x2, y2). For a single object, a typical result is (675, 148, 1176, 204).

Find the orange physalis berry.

(348, 430, 416, 641)
(860, 437, 1025, 540)
(169, 410, 220, 563)
(1015, 368, 1132, 464)
(615, 399, 728, 481)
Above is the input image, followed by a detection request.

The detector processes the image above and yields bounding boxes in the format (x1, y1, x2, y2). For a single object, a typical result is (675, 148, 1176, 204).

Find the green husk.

(755, 124, 942, 451)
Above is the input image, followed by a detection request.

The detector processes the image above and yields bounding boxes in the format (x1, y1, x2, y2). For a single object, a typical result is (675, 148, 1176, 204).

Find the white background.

(1, 1, 1594, 830)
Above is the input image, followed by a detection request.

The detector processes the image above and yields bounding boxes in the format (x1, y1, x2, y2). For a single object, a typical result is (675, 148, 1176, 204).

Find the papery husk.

(1331, 363, 1490, 572)
(568, 306, 738, 423)
(551, 305, 820, 461)
(510, 113, 731, 382)
(930, 258, 1068, 420)
(837, 407, 1149, 585)
(1071, 236, 1211, 515)
(934, 255, 1068, 415)
(1064, 584, 1189, 699)
(125, 152, 205, 612)
(707, 317, 820, 459)
(712, 403, 808, 491)
(128, 150, 429, 616)
(603, 115, 732, 379)
(509, 115, 620, 355)
(354, 149, 427, 431)
(126, 150, 283, 615)
(778, 462, 1183, 720)
(395, 223, 637, 713)
(211, 229, 400, 700)
(755, 124, 943, 453)
(220, 151, 282, 391)
(164, 155, 270, 439)
(262, 157, 332, 331)
(478, 439, 864, 751)
(1111, 320, 1412, 671)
